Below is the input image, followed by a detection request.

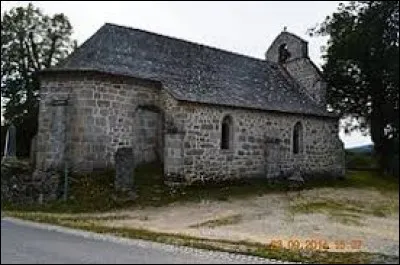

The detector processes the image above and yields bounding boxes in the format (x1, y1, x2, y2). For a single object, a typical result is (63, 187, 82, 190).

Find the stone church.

(35, 23, 345, 185)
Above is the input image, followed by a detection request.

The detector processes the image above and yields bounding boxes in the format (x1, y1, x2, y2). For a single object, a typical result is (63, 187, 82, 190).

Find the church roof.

(47, 23, 336, 118)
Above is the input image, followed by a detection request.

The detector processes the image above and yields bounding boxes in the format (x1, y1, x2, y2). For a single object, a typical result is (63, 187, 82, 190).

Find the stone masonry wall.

(37, 71, 344, 184)
(265, 32, 308, 62)
(162, 97, 345, 184)
(37, 72, 163, 172)
(284, 58, 327, 106)
(265, 31, 326, 107)
(36, 78, 71, 171)
(135, 107, 163, 165)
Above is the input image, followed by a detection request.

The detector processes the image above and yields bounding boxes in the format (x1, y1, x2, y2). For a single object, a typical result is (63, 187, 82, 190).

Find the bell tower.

(265, 29, 326, 107)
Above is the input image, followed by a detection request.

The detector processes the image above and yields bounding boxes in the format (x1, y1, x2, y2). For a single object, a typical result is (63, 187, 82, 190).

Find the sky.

(1, 1, 373, 148)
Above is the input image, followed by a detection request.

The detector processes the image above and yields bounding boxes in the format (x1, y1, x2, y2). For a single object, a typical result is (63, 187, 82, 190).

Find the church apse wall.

(36, 72, 165, 173)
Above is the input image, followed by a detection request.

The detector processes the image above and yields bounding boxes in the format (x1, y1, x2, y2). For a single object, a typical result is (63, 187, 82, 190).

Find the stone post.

(2, 124, 17, 163)
(264, 134, 282, 179)
(114, 147, 136, 198)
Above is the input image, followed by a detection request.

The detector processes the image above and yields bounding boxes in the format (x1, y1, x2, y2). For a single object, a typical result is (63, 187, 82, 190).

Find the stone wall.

(135, 107, 163, 165)
(1, 160, 61, 204)
(163, 99, 345, 184)
(283, 58, 327, 106)
(265, 32, 308, 62)
(37, 72, 164, 173)
(265, 31, 326, 107)
(36, 78, 72, 171)
(37, 71, 344, 185)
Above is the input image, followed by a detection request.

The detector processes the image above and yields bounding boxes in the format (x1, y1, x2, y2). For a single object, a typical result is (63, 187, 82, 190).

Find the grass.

(329, 212, 364, 226)
(290, 199, 390, 216)
(289, 200, 363, 226)
(303, 170, 399, 192)
(1, 162, 290, 213)
(188, 214, 243, 228)
(2, 162, 398, 214)
(289, 171, 399, 225)
(4, 211, 397, 264)
(345, 151, 379, 170)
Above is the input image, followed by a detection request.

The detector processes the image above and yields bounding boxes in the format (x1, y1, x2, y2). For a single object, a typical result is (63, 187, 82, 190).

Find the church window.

(221, 115, 233, 150)
(293, 121, 303, 154)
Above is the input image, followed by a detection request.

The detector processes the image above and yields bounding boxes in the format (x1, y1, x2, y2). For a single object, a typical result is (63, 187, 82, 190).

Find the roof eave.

(173, 95, 339, 119)
(37, 68, 163, 88)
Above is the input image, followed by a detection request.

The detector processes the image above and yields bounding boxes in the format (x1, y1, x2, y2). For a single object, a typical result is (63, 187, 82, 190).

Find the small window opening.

(278, 43, 291, 63)
(221, 115, 233, 150)
(293, 121, 303, 154)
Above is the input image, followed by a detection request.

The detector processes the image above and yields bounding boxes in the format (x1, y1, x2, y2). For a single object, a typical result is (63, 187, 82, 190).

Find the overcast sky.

(1, 1, 372, 148)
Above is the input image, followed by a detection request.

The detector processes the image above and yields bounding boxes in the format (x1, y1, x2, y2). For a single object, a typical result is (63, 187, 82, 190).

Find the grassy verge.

(288, 171, 399, 225)
(290, 196, 398, 226)
(4, 211, 396, 264)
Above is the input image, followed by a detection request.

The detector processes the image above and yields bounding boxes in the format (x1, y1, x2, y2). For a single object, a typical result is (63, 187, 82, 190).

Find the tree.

(1, 3, 76, 156)
(309, 1, 399, 174)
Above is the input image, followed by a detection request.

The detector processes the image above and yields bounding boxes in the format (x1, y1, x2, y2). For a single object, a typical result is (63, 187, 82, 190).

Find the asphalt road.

(0, 218, 282, 264)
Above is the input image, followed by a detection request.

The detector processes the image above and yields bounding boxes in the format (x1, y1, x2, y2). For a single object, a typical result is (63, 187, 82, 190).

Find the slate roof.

(48, 23, 336, 118)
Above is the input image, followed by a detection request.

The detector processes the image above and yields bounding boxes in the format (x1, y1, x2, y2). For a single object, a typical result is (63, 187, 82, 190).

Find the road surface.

(1, 218, 285, 264)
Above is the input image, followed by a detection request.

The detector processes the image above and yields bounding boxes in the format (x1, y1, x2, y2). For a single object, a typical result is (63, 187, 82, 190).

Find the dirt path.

(86, 188, 399, 256)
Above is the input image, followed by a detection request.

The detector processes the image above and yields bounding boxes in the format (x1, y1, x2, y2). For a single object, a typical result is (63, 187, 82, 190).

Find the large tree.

(310, 1, 399, 173)
(1, 3, 76, 156)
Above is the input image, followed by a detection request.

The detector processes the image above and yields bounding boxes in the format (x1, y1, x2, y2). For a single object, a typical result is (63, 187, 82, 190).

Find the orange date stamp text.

(269, 239, 363, 251)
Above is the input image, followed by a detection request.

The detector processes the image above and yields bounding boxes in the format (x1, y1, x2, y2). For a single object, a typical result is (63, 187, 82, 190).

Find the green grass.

(288, 170, 398, 225)
(329, 212, 364, 226)
(289, 200, 364, 226)
(2, 162, 286, 213)
(5, 211, 397, 264)
(303, 170, 399, 192)
(280, 170, 399, 224)
(291, 197, 397, 215)
(188, 214, 243, 228)
(2, 163, 398, 214)
(345, 151, 378, 170)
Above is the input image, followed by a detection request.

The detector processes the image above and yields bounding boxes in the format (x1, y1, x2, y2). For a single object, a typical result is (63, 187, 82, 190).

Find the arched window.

(278, 43, 291, 63)
(293, 122, 303, 154)
(221, 115, 233, 150)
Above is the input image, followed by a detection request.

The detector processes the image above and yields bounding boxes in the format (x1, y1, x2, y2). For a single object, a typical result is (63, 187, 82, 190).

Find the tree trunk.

(370, 85, 388, 173)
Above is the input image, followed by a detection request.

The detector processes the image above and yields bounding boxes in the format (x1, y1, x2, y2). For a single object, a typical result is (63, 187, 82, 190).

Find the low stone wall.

(164, 132, 185, 185)
(1, 160, 61, 205)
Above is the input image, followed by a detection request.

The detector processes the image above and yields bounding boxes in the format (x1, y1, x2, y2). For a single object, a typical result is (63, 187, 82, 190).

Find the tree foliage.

(1, 3, 76, 156)
(310, 1, 399, 173)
